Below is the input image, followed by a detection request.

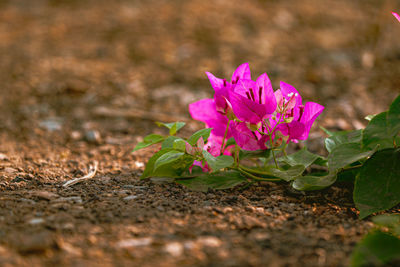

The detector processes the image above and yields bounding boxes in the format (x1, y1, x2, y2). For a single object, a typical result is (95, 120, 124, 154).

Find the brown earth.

(0, 0, 400, 266)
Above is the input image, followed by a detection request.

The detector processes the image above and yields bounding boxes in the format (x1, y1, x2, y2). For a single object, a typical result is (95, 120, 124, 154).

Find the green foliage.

(362, 111, 395, 150)
(292, 172, 337, 191)
(324, 129, 362, 153)
(187, 128, 212, 145)
(263, 165, 305, 182)
(354, 148, 400, 219)
(327, 143, 376, 171)
(373, 214, 400, 235)
(278, 147, 323, 168)
(142, 148, 194, 179)
(156, 121, 186, 135)
(351, 213, 400, 267)
(202, 150, 234, 172)
(351, 230, 400, 267)
(239, 149, 271, 161)
(161, 136, 183, 149)
(132, 134, 165, 152)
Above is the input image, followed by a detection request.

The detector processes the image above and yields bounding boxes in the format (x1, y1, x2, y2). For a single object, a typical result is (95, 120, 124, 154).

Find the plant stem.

(220, 120, 231, 155)
(238, 167, 281, 182)
(269, 137, 279, 168)
(234, 144, 240, 167)
(340, 164, 363, 171)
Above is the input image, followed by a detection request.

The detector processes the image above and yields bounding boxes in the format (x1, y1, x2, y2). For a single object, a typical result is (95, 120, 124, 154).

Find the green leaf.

(336, 167, 360, 183)
(362, 111, 395, 150)
(354, 148, 400, 219)
(328, 143, 376, 172)
(161, 136, 182, 149)
(292, 172, 337, 191)
(173, 139, 186, 151)
(388, 94, 400, 137)
(132, 134, 165, 152)
(142, 148, 175, 178)
(176, 170, 246, 192)
(154, 151, 185, 171)
(325, 129, 362, 153)
(239, 149, 272, 161)
(156, 121, 186, 135)
(351, 230, 400, 267)
(202, 150, 234, 171)
(161, 136, 186, 151)
(257, 165, 306, 182)
(365, 114, 377, 121)
(271, 165, 306, 181)
(224, 137, 237, 148)
(142, 148, 194, 179)
(372, 214, 400, 235)
(278, 147, 323, 168)
(187, 128, 212, 145)
(313, 157, 328, 167)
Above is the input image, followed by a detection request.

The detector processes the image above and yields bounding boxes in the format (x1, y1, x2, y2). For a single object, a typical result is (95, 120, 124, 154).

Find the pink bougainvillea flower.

(189, 98, 232, 138)
(206, 63, 251, 114)
(393, 12, 400, 22)
(204, 133, 233, 157)
(229, 73, 277, 124)
(189, 134, 233, 172)
(273, 82, 324, 142)
(230, 121, 269, 151)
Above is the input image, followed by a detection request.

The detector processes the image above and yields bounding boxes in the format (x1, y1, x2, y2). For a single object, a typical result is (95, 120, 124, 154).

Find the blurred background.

(0, 0, 400, 144)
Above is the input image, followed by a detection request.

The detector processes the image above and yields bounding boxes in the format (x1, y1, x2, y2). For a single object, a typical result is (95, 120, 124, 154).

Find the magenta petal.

(189, 98, 230, 137)
(393, 12, 400, 22)
(231, 63, 251, 82)
(280, 81, 302, 106)
(229, 92, 267, 124)
(206, 72, 231, 113)
(206, 72, 224, 91)
(233, 79, 256, 97)
(288, 121, 306, 140)
(298, 102, 324, 140)
(256, 73, 277, 113)
(231, 122, 267, 151)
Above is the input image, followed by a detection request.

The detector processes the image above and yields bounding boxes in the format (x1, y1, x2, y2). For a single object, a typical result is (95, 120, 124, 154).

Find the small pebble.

(123, 195, 138, 201)
(85, 130, 102, 144)
(28, 218, 45, 225)
(164, 242, 183, 257)
(0, 153, 8, 161)
(116, 237, 152, 248)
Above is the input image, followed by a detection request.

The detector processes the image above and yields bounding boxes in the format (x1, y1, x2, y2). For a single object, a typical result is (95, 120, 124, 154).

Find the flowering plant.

(133, 62, 400, 219)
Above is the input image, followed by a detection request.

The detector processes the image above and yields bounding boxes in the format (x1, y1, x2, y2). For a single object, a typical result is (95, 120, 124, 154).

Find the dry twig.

(63, 161, 99, 187)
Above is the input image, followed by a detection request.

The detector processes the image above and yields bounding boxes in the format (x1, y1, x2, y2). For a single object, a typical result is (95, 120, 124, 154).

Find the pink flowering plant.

(134, 61, 400, 221)
(132, 12, 400, 266)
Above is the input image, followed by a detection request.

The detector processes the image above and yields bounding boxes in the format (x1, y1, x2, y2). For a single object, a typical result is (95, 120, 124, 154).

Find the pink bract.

(205, 63, 251, 114)
(229, 74, 277, 124)
(230, 121, 268, 151)
(393, 12, 400, 22)
(189, 98, 232, 138)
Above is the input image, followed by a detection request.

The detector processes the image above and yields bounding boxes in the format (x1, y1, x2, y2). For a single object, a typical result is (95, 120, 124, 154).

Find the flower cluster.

(189, 63, 324, 155)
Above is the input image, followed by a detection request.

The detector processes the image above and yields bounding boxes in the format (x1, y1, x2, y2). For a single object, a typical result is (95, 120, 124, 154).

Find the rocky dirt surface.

(0, 0, 400, 266)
